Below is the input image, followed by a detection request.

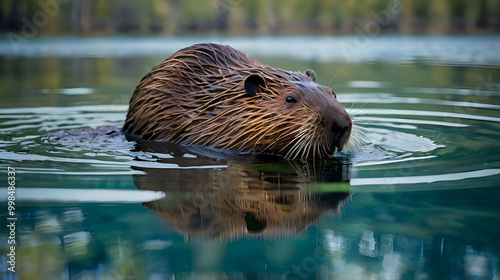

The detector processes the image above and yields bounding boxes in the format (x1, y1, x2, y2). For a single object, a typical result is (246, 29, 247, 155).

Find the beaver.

(123, 43, 352, 159)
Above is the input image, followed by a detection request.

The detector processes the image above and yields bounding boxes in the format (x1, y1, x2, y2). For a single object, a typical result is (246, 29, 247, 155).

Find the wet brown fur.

(123, 43, 352, 159)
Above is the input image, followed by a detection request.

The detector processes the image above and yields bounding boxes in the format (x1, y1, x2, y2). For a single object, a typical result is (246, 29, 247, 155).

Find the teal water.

(0, 35, 500, 279)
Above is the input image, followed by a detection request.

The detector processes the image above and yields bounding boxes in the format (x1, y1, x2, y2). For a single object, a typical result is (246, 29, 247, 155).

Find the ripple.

(0, 105, 128, 115)
(41, 87, 95, 95)
(355, 117, 468, 128)
(361, 128, 443, 153)
(351, 168, 500, 189)
(0, 101, 498, 190)
(343, 94, 500, 110)
(0, 188, 166, 203)
(401, 87, 500, 96)
(352, 109, 500, 123)
(0, 151, 130, 167)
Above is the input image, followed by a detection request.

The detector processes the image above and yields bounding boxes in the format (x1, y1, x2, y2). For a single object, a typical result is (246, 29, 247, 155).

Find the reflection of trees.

(315, 229, 498, 280)
(1, 0, 498, 35)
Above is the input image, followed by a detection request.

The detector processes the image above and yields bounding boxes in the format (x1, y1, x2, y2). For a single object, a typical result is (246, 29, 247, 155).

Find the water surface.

(1, 35, 499, 279)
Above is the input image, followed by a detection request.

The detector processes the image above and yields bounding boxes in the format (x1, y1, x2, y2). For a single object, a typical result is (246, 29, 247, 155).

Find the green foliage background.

(1, 0, 499, 35)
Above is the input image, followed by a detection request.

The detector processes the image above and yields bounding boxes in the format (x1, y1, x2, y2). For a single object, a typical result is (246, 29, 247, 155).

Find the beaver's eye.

(285, 95, 297, 103)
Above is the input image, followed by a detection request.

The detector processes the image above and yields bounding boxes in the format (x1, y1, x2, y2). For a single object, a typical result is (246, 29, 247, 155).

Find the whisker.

(327, 65, 342, 88)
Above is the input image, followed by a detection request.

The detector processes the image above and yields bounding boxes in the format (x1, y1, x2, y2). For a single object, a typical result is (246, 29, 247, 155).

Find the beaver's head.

(239, 69, 352, 159)
(123, 43, 352, 159)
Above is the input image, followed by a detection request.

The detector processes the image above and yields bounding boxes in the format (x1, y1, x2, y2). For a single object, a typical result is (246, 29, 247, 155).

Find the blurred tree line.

(1, 0, 499, 36)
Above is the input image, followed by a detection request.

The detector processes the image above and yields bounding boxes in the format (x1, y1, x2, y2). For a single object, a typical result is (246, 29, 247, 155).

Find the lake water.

(0, 35, 499, 279)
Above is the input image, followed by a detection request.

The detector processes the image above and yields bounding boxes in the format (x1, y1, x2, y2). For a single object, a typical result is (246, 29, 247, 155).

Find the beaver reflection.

(133, 155, 351, 239)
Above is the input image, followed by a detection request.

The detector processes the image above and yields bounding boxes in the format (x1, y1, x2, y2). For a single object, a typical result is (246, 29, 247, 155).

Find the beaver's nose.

(331, 116, 351, 138)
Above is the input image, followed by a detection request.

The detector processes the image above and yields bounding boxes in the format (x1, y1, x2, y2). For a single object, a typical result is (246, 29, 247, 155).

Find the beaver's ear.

(305, 69, 316, 82)
(244, 75, 266, 97)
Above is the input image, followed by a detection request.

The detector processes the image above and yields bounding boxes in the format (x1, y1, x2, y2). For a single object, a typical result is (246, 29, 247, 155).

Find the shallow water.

(0, 35, 500, 279)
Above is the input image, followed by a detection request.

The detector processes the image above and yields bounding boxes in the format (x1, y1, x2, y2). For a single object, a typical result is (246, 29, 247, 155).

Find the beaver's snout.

(331, 114, 352, 151)
(323, 97, 352, 152)
(331, 117, 351, 139)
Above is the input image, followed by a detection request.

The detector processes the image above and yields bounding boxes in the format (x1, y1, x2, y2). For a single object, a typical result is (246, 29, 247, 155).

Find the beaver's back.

(123, 43, 293, 142)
